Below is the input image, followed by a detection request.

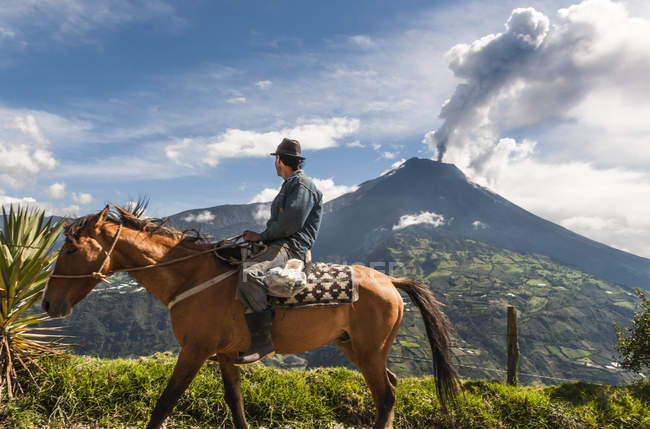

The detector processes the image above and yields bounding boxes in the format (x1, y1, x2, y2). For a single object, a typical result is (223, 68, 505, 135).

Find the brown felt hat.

(270, 138, 305, 160)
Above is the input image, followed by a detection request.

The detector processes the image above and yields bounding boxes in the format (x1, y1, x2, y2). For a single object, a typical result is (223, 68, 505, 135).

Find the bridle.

(49, 223, 125, 284)
(48, 223, 267, 309)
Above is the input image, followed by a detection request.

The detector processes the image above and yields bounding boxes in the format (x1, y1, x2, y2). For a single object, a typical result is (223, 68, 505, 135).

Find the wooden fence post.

(507, 305, 519, 386)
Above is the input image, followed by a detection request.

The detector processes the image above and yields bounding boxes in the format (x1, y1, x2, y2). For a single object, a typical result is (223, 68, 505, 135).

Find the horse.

(42, 204, 459, 429)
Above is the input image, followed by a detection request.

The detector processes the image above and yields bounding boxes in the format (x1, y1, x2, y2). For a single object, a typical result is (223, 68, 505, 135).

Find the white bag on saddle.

(264, 259, 307, 298)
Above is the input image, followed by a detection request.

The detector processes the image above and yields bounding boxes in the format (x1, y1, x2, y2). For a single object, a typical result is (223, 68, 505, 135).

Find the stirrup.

(233, 349, 276, 367)
(233, 309, 275, 366)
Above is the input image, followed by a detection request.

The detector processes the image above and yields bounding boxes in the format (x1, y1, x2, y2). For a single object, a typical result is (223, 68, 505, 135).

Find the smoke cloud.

(425, 0, 650, 180)
(427, 7, 549, 163)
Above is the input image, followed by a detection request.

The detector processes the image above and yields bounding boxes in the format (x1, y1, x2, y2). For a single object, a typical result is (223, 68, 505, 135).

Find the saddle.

(212, 235, 268, 266)
(212, 235, 358, 308)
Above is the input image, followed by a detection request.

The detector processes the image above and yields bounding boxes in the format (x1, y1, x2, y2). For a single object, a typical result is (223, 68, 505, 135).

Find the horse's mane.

(64, 199, 210, 249)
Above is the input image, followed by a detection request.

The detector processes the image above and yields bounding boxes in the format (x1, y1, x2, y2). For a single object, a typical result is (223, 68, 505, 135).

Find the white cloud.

(560, 216, 616, 232)
(346, 140, 364, 148)
(0, 143, 57, 188)
(472, 220, 488, 230)
(226, 97, 247, 104)
(467, 149, 650, 258)
(372, 143, 381, 151)
(0, 190, 79, 216)
(14, 115, 48, 145)
(0, 26, 14, 39)
(255, 80, 272, 89)
(52, 154, 198, 181)
(393, 211, 446, 230)
(380, 158, 406, 176)
(161, 138, 192, 167)
(71, 192, 93, 205)
(183, 210, 215, 223)
(47, 183, 65, 199)
(0, 107, 93, 150)
(249, 177, 357, 204)
(382, 151, 396, 159)
(0, 109, 97, 188)
(0, 193, 37, 208)
(349, 35, 376, 49)
(249, 187, 280, 203)
(252, 203, 271, 224)
(435, 137, 537, 186)
(53, 204, 81, 217)
(123, 200, 145, 216)
(390, 158, 406, 169)
(0, 0, 177, 46)
(311, 178, 357, 202)
(165, 117, 360, 167)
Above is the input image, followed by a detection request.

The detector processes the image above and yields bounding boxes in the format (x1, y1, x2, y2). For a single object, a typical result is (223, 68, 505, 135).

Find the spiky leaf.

(0, 205, 66, 401)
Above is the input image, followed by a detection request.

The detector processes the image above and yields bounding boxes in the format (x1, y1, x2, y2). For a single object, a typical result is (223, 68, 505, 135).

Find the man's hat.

(270, 138, 305, 160)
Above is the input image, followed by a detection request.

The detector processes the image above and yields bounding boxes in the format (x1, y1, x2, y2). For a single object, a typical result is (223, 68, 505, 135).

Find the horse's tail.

(391, 277, 460, 409)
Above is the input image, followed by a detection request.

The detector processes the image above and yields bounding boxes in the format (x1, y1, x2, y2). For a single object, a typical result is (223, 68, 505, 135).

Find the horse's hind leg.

(217, 354, 249, 429)
(360, 356, 398, 429)
(336, 323, 401, 428)
(146, 346, 210, 429)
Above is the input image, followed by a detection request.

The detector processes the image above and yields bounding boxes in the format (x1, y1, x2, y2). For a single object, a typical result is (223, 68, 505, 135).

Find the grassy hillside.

(377, 228, 641, 385)
(2, 354, 648, 428)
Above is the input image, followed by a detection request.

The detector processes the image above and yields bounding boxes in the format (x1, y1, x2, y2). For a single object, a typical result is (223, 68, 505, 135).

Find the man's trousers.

(236, 242, 291, 313)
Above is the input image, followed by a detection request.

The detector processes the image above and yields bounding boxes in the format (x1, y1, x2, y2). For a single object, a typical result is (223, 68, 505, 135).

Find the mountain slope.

(315, 157, 650, 290)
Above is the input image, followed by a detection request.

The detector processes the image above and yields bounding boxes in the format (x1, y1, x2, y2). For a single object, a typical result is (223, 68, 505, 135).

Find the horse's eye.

(65, 246, 78, 255)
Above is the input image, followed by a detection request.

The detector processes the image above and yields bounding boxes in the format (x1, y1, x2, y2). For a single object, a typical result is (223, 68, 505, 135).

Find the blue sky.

(2, 0, 650, 257)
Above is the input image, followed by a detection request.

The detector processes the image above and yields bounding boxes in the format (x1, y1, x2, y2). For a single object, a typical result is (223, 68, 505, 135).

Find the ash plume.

(425, 0, 650, 180)
(428, 7, 550, 162)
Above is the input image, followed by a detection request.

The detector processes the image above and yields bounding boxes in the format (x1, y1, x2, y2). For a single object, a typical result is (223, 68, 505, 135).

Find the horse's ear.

(88, 205, 110, 232)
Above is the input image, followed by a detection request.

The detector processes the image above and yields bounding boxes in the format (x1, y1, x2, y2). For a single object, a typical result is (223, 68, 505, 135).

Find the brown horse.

(42, 204, 459, 429)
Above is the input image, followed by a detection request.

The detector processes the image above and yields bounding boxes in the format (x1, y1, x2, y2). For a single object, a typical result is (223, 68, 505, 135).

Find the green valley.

(381, 227, 641, 384)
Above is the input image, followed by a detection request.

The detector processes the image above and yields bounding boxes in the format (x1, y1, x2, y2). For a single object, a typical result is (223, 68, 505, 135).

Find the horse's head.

(42, 205, 118, 318)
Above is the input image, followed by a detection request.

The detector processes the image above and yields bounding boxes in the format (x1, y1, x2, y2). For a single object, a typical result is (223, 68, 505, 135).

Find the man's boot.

(234, 308, 275, 366)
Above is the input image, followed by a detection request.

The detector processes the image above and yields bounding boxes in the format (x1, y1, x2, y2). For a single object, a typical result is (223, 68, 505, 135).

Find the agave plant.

(0, 205, 66, 402)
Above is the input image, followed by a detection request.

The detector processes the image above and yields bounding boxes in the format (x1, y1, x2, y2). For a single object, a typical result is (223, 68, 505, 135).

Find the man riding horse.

(236, 138, 323, 366)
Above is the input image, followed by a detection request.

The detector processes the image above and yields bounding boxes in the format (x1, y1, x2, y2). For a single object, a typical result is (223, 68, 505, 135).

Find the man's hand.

(243, 230, 262, 242)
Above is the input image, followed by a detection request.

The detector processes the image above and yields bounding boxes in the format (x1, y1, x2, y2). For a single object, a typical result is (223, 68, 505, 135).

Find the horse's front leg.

(218, 353, 249, 429)
(146, 345, 210, 429)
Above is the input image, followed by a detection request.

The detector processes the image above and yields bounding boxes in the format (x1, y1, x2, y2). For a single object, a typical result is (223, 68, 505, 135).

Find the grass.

(1, 353, 649, 428)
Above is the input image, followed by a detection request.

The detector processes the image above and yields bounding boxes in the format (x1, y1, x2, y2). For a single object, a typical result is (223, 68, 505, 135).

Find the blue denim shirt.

(260, 169, 323, 260)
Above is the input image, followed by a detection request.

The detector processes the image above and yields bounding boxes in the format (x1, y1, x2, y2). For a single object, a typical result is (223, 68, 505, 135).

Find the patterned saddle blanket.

(274, 262, 359, 308)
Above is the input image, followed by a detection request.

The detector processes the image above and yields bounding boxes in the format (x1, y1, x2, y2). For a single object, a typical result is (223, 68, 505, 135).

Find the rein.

(49, 224, 267, 308)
